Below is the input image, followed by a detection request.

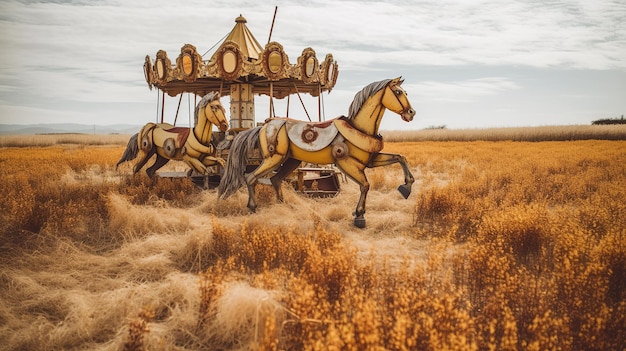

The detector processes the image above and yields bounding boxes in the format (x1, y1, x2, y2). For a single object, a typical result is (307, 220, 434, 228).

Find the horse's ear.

(206, 91, 220, 101)
(391, 76, 403, 85)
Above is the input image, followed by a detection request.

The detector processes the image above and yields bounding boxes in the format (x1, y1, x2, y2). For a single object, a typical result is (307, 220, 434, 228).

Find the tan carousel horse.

(218, 77, 415, 228)
(116, 92, 228, 178)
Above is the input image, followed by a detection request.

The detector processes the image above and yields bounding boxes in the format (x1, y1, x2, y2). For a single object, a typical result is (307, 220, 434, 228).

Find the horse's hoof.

(398, 184, 411, 199)
(354, 217, 366, 228)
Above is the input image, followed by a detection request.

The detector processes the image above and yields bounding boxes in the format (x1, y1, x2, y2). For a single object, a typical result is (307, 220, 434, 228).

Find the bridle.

(388, 82, 415, 120)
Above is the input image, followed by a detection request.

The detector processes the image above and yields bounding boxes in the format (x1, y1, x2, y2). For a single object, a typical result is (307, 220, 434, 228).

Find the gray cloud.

(0, 0, 624, 128)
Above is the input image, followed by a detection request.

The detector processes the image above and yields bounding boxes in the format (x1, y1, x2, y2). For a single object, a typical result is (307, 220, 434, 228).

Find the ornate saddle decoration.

(285, 119, 338, 152)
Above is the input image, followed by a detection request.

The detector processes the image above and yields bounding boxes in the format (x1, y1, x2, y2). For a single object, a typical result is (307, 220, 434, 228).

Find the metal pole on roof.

(267, 6, 278, 44)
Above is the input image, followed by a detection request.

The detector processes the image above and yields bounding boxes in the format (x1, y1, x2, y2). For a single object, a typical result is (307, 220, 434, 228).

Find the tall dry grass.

(383, 124, 626, 142)
(0, 133, 130, 147)
(0, 133, 131, 147)
(0, 138, 624, 350)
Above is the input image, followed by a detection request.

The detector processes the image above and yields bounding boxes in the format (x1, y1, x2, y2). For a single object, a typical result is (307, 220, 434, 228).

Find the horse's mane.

(194, 91, 220, 125)
(347, 79, 394, 120)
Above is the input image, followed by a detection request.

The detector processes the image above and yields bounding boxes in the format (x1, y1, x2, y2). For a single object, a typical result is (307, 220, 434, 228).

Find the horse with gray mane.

(218, 77, 415, 228)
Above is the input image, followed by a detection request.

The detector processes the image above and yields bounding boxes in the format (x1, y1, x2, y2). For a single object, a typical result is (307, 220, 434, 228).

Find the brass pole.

(318, 84, 322, 122)
(174, 93, 183, 126)
(269, 82, 274, 118)
(161, 90, 165, 123)
(292, 82, 311, 122)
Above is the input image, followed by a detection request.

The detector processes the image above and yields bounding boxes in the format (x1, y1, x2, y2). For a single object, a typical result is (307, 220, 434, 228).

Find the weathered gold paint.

(182, 54, 193, 75)
(289, 143, 334, 164)
(268, 51, 282, 73)
(234, 78, 415, 227)
(133, 95, 228, 174)
(334, 119, 383, 153)
(223, 51, 237, 73)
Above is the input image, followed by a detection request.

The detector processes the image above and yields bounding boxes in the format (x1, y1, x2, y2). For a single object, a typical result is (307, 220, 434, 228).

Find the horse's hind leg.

(368, 152, 414, 199)
(336, 158, 369, 228)
(245, 154, 286, 212)
(133, 149, 155, 175)
(270, 157, 301, 202)
(146, 154, 169, 178)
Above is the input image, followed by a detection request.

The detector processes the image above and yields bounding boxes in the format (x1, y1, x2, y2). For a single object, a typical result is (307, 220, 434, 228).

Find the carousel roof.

(144, 15, 338, 99)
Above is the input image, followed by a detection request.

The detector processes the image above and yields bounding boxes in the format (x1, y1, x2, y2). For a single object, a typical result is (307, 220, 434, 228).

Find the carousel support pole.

(161, 90, 165, 124)
(269, 82, 274, 118)
(174, 93, 183, 126)
(188, 93, 192, 127)
(318, 84, 322, 122)
(155, 89, 160, 122)
(286, 95, 290, 118)
(292, 82, 311, 122)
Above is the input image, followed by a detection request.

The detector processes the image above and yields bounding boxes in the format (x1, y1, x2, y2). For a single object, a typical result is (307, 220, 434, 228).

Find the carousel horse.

(218, 77, 415, 228)
(116, 92, 228, 178)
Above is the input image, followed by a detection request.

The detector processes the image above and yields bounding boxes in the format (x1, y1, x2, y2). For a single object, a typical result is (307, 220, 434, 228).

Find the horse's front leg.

(202, 155, 226, 168)
(183, 155, 207, 175)
(368, 152, 414, 199)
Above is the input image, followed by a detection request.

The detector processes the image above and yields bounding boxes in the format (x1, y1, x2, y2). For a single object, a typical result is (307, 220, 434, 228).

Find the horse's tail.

(218, 126, 262, 199)
(115, 133, 139, 170)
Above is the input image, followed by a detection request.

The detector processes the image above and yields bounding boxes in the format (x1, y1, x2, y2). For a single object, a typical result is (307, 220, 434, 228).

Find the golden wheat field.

(1, 134, 625, 350)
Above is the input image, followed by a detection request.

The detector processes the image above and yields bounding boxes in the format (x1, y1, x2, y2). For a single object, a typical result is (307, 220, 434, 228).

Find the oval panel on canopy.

(144, 15, 338, 98)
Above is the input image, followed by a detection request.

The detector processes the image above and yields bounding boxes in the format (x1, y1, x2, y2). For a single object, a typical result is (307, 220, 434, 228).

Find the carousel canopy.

(144, 15, 338, 99)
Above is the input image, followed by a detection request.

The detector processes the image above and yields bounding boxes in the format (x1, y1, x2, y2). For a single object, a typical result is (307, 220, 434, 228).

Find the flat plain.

(1, 130, 624, 350)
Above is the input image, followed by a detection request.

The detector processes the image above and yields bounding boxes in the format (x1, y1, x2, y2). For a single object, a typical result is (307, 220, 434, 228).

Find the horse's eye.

(395, 89, 402, 95)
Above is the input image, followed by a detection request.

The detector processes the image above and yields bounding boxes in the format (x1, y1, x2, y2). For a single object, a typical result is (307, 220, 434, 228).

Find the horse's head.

(382, 77, 415, 122)
(198, 92, 229, 132)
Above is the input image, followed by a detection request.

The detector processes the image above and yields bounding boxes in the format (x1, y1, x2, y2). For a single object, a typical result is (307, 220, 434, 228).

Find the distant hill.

(0, 123, 141, 135)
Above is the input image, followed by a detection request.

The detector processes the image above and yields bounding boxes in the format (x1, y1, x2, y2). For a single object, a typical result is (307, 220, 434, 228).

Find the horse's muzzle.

(219, 122, 229, 132)
(402, 108, 415, 122)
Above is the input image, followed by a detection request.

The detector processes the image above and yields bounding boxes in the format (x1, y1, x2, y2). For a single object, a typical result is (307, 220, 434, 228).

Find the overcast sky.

(1, 0, 624, 130)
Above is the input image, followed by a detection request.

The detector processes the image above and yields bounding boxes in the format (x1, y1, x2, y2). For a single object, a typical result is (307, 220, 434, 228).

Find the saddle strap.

(333, 118, 383, 153)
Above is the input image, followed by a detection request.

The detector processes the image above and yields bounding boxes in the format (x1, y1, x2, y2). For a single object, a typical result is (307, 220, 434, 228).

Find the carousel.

(117, 12, 417, 227)
(132, 13, 342, 195)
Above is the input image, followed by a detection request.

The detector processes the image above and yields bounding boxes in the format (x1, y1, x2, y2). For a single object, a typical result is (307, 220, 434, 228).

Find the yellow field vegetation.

(0, 138, 624, 350)
(382, 124, 626, 142)
(0, 133, 131, 147)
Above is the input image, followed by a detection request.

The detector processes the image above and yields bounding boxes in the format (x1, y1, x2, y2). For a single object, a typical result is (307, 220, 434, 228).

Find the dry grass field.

(1, 132, 625, 350)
